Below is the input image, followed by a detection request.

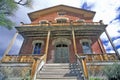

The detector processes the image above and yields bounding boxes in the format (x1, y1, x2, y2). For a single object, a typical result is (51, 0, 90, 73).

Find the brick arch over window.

(52, 38, 71, 46)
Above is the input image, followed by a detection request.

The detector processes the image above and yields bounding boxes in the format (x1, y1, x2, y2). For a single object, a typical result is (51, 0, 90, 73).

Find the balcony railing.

(1, 55, 43, 63)
(79, 53, 118, 62)
(20, 22, 102, 27)
(1, 53, 118, 63)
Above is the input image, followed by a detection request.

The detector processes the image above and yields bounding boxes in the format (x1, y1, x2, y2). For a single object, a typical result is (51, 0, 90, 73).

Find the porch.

(0, 53, 119, 80)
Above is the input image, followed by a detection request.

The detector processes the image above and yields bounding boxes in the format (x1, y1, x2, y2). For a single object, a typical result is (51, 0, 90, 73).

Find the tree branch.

(14, 0, 29, 6)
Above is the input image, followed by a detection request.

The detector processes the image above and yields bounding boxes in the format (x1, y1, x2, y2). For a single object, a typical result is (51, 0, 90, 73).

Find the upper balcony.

(19, 21, 103, 27)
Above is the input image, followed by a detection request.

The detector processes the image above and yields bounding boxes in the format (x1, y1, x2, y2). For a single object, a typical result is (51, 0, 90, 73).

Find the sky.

(0, 0, 120, 58)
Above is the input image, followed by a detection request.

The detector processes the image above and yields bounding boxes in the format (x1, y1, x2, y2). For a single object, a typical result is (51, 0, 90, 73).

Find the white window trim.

(76, 19, 85, 22)
(39, 20, 48, 24)
(55, 17, 69, 21)
(80, 39, 92, 44)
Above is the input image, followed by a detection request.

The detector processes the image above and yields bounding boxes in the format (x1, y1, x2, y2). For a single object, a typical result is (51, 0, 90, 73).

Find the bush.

(90, 77, 102, 80)
(103, 63, 120, 80)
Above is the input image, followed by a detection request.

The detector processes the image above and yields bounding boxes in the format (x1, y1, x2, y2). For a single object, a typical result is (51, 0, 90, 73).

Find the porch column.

(3, 32, 18, 59)
(45, 30, 51, 62)
(105, 30, 120, 60)
(98, 38, 106, 53)
(72, 29, 77, 54)
(98, 38, 105, 61)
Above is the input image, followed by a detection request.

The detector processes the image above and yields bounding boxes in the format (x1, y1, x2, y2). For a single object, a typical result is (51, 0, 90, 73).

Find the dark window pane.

(33, 43, 41, 54)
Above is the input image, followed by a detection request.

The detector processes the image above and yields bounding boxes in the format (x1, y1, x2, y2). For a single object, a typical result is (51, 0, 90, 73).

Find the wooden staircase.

(36, 63, 84, 80)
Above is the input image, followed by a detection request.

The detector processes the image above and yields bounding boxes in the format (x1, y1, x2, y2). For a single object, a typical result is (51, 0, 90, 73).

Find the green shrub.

(90, 77, 102, 80)
(103, 63, 120, 80)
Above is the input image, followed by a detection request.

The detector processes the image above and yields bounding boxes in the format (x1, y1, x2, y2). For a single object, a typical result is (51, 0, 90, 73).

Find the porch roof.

(16, 22, 107, 38)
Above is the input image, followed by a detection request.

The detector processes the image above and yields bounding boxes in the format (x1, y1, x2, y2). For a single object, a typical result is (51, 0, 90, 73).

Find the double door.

(55, 44, 69, 63)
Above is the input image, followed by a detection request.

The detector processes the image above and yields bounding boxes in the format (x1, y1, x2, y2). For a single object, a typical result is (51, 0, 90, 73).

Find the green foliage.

(90, 77, 103, 80)
(103, 63, 120, 80)
(0, 14, 14, 29)
(0, 0, 32, 29)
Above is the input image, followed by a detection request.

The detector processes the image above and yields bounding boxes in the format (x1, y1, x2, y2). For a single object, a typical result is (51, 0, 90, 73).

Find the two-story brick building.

(1, 5, 119, 80)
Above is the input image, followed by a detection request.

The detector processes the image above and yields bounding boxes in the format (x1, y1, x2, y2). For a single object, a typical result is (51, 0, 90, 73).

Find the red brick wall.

(20, 37, 104, 62)
(32, 11, 93, 23)
(20, 37, 46, 55)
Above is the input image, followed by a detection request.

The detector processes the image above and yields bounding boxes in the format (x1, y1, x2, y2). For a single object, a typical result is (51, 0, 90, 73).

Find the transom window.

(82, 42, 92, 54)
(33, 43, 41, 54)
(56, 44, 68, 47)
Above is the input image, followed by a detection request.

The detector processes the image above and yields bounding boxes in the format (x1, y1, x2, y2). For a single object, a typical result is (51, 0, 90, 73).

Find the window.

(33, 43, 41, 54)
(82, 42, 92, 54)
(76, 19, 85, 22)
(80, 39, 92, 54)
(56, 18, 67, 23)
(39, 20, 48, 24)
(57, 11, 66, 16)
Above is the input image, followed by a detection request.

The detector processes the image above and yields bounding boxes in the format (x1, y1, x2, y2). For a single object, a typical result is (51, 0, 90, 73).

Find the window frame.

(80, 39, 92, 54)
(57, 11, 66, 16)
(55, 17, 69, 23)
(76, 19, 85, 22)
(32, 40, 44, 55)
(39, 20, 48, 25)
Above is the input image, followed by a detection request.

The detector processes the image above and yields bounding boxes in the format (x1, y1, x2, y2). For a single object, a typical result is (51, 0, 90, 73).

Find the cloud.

(81, 2, 94, 10)
(9, 34, 23, 55)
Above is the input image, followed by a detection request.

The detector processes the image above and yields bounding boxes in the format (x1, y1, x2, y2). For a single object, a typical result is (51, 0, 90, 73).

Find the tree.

(0, 0, 32, 29)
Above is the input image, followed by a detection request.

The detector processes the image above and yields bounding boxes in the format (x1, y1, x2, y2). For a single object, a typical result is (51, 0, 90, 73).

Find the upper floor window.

(39, 20, 48, 24)
(57, 11, 66, 16)
(80, 39, 92, 54)
(76, 19, 85, 22)
(56, 18, 67, 23)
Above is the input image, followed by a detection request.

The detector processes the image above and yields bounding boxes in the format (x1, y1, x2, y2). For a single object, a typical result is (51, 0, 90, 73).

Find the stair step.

(36, 63, 82, 80)
(41, 68, 70, 72)
(37, 75, 78, 79)
(36, 79, 77, 80)
(39, 71, 79, 75)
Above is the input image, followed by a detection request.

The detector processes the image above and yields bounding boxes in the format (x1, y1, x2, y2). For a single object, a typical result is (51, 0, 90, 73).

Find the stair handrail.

(76, 54, 89, 80)
(31, 54, 46, 80)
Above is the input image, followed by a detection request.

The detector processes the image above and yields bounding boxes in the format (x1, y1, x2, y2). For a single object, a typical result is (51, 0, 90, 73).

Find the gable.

(28, 5, 95, 21)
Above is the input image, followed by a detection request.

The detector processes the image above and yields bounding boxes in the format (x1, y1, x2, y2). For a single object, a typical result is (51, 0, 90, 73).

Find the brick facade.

(19, 5, 105, 63)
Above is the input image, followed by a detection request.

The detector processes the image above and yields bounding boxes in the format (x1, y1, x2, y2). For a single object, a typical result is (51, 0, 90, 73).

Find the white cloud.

(9, 35, 23, 55)
(117, 48, 120, 54)
(89, 0, 120, 24)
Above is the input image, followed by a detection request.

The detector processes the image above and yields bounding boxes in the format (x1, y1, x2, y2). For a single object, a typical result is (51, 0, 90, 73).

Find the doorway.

(54, 44, 69, 63)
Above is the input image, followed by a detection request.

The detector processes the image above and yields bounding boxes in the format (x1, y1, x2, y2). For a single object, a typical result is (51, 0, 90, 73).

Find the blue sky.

(0, 0, 120, 58)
